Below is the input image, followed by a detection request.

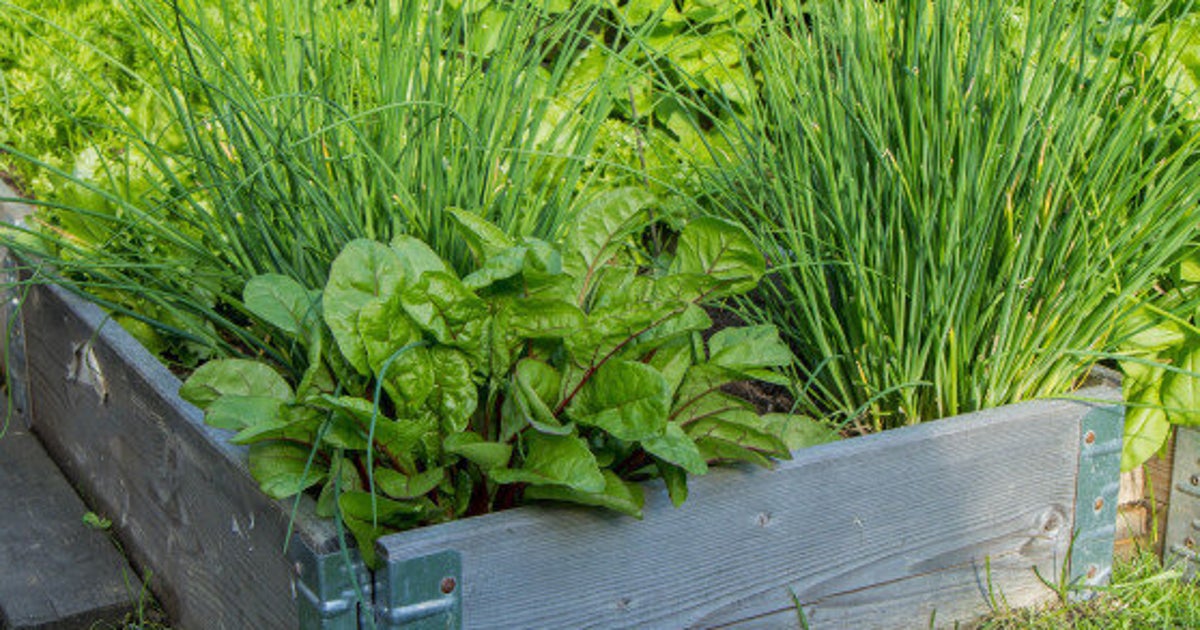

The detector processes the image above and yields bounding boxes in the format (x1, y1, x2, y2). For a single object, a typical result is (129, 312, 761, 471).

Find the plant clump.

(179, 189, 836, 564)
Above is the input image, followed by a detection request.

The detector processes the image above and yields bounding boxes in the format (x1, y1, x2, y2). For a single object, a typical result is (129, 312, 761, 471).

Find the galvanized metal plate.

(1070, 403, 1124, 595)
(1165, 426, 1200, 580)
(292, 543, 370, 630)
(374, 549, 461, 630)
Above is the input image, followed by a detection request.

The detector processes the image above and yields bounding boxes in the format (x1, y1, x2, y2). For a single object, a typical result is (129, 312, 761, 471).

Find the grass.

(976, 549, 1200, 629)
(706, 0, 1200, 432)
(1, 0, 634, 374)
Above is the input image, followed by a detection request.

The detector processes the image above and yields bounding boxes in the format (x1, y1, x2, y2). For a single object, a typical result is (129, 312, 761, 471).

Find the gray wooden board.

(0, 427, 136, 629)
(377, 387, 1120, 630)
(21, 282, 347, 629)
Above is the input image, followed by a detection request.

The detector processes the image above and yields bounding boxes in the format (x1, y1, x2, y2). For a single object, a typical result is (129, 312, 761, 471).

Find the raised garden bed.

(4, 265, 1135, 629)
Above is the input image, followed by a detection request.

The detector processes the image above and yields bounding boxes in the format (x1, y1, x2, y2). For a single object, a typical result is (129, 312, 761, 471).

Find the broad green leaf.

(462, 245, 526, 291)
(514, 358, 571, 435)
(244, 274, 319, 336)
(686, 408, 790, 458)
(1120, 358, 1171, 471)
(509, 299, 585, 339)
(316, 454, 361, 518)
(762, 414, 840, 452)
(205, 395, 285, 432)
(338, 491, 429, 525)
(1118, 307, 1186, 352)
(427, 348, 478, 434)
(1180, 248, 1200, 283)
(657, 461, 689, 507)
(642, 423, 708, 475)
(566, 301, 685, 363)
(318, 396, 432, 461)
(248, 442, 328, 499)
(694, 437, 772, 468)
(490, 432, 606, 493)
(390, 234, 450, 280)
(1162, 345, 1200, 426)
(180, 359, 292, 409)
(401, 271, 488, 352)
(448, 208, 514, 260)
(524, 470, 645, 518)
(708, 326, 794, 371)
(324, 240, 405, 374)
(569, 360, 670, 441)
(444, 432, 513, 470)
(672, 371, 753, 422)
(669, 217, 764, 297)
(356, 297, 431, 412)
(341, 514, 389, 569)
(562, 188, 654, 294)
(647, 337, 696, 397)
(374, 467, 445, 500)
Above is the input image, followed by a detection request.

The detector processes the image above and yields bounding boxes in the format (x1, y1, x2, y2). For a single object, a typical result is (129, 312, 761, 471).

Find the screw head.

(1190, 474, 1199, 487)
(1086, 565, 1098, 579)
(440, 577, 457, 594)
(1084, 431, 1096, 445)
(1186, 537, 1197, 549)
(1093, 497, 1105, 512)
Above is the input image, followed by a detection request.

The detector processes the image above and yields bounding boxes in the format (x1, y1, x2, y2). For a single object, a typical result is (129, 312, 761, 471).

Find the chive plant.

(708, 0, 1200, 432)
(1, 0, 625, 372)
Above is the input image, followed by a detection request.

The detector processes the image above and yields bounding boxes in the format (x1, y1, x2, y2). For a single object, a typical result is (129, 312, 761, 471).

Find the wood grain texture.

(0, 427, 136, 630)
(21, 283, 343, 630)
(378, 388, 1120, 630)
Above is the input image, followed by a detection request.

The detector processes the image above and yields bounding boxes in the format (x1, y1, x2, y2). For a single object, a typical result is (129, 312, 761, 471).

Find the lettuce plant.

(179, 190, 834, 564)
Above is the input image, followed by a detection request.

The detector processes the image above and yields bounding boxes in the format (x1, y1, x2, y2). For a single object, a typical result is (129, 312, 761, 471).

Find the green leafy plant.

(179, 190, 836, 564)
(1116, 247, 1200, 470)
(704, 0, 1200, 432)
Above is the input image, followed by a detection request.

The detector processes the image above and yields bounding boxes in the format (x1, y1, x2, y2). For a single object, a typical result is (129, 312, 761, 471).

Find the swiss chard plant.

(179, 189, 835, 564)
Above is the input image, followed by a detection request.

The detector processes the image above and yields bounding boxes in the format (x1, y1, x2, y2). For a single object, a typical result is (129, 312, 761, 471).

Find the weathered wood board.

(377, 389, 1121, 629)
(20, 282, 348, 629)
(13, 241, 1125, 629)
(0, 427, 137, 630)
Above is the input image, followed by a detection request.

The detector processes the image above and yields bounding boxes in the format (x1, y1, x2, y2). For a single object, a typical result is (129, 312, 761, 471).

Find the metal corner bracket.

(1069, 403, 1123, 598)
(1164, 426, 1200, 580)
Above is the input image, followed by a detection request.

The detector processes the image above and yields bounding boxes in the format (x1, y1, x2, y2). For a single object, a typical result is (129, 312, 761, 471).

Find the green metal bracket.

(1165, 426, 1200, 580)
(1069, 403, 1123, 597)
(291, 543, 371, 630)
(374, 549, 461, 629)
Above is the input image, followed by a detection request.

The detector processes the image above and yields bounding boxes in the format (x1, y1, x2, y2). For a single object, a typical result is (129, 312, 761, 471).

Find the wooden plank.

(0, 427, 136, 629)
(21, 282, 346, 629)
(378, 388, 1120, 629)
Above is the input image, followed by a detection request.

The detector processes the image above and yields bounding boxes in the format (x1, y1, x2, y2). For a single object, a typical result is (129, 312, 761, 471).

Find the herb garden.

(1, 0, 1199, 628)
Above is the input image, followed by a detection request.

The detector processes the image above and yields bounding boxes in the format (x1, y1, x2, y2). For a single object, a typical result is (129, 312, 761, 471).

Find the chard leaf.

(642, 423, 708, 475)
(657, 461, 689, 507)
(1119, 307, 1185, 352)
(316, 455, 361, 518)
(324, 240, 405, 374)
(490, 432, 606, 493)
(444, 432, 512, 470)
(514, 358, 571, 435)
(686, 409, 790, 458)
(338, 491, 429, 526)
(646, 337, 696, 397)
(340, 514, 389, 569)
(205, 395, 285, 432)
(180, 359, 293, 409)
(694, 437, 772, 467)
(357, 297, 429, 408)
(401, 271, 488, 353)
(244, 274, 319, 336)
(248, 442, 328, 499)
(427, 348, 478, 433)
(1162, 345, 1200, 426)
(669, 217, 764, 297)
(708, 325, 793, 370)
(448, 207, 514, 259)
(569, 359, 670, 441)
(524, 469, 644, 518)
(509, 298, 585, 339)
(562, 188, 654, 296)
(566, 301, 685, 363)
(762, 414, 840, 451)
(1121, 358, 1171, 471)
(462, 245, 526, 290)
(390, 234, 450, 279)
(374, 467, 445, 500)
(319, 396, 433, 461)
